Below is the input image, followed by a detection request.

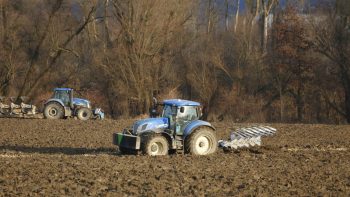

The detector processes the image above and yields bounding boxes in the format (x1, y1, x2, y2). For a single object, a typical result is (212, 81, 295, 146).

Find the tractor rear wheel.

(44, 102, 64, 119)
(141, 134, 169, 156)
(76, 108, 92, 121)
(185, 127, 217, 155)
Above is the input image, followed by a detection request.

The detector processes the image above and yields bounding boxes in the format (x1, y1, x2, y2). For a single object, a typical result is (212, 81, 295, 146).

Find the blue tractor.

(43, 88, 104, 120)
(113, 99, 217, 156)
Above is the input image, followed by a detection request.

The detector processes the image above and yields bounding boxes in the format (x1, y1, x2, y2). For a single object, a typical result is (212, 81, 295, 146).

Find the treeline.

(0, 0, 350, 124)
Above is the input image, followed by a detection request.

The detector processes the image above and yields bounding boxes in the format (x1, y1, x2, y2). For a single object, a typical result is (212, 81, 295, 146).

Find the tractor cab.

(51, 88, 91, 109)
(52, 88, 73, 107)
(161, 99, 201, 135)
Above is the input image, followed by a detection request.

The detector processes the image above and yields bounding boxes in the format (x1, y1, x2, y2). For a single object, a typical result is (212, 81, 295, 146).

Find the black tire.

(76, 108, 92, 121)
(141, 134, 169, 156)
(44, 102, 64, 119)
(185, 127, 218, 155)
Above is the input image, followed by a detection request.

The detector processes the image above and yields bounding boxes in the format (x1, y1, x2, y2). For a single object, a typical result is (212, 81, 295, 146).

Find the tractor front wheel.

(76, 108, 92, 121)
(141, 135, 169, 156)
(185, 127, 217, 155)
(44, 102, 64, 119)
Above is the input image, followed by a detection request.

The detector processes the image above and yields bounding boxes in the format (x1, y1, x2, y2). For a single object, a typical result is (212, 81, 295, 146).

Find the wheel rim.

(150, 142, 164, 155)
(49, 108, 58, 117)
(82, 111, 88, 117)
(195, 136, 212, 155)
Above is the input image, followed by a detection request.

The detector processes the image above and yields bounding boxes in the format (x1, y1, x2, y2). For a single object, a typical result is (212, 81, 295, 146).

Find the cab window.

(177, 106, 198, 121)
(53, 90, 70, 106)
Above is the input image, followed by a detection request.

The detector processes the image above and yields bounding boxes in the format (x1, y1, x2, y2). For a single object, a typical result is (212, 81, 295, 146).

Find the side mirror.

(180, 107, 185, 113)
(198, 107, 203, 119)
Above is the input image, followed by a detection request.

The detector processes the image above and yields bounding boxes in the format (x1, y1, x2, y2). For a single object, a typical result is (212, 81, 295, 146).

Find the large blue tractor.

(43, 88, 104, 120)
(113, 99, 218, 156)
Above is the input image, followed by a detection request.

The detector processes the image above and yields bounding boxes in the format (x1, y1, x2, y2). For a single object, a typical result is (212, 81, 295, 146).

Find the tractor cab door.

(53, 90, 71, 106)
(162, 105, 200, 135)
(175, 106, 199, 135)
(162, 105, 177, 132)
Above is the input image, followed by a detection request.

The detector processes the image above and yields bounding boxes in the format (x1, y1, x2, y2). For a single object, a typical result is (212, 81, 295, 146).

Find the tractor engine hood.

(73, 98, 91, 108)
(133, 117, 169, 135)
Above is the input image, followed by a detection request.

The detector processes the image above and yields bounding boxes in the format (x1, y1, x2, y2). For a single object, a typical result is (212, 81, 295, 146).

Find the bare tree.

(98, 0, 193, 116)
(263, 6, 312, 122)
(313, 0, 350, 122)
(261, 0, 278, 53)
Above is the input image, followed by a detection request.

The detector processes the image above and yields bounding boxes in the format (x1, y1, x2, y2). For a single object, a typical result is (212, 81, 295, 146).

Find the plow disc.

(219, 126, 277, 150)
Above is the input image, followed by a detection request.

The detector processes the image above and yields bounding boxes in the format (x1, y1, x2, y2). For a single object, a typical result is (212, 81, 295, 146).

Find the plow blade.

(219, 126, 276, 150)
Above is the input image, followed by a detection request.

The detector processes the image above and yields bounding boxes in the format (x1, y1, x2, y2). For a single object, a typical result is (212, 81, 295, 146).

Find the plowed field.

(0, 119, 349, 196)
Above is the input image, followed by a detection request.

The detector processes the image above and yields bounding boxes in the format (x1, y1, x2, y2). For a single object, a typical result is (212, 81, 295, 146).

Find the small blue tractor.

(113, 99, 218, 156)
(43, 88, 104, 120)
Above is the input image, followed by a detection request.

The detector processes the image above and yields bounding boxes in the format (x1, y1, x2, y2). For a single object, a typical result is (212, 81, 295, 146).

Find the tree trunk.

(225, 0, 229, 31)
(262, 13, 268, 53)
(296, 85, 303, 122)
(1, 0, 8, 43)
(341, 70, 350, 123)
(279, 80, 284, 122)
(104, 0, 111, 50)
(344, 90, 350, 123)
(234, 0, 240, 33)
(261, 0, 277, 53)
(207, 0, 212, 34)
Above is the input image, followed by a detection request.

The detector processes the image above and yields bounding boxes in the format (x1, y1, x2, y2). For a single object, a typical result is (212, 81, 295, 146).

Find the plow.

(218, 126, 277, 150)
(0, 96, 41, 118)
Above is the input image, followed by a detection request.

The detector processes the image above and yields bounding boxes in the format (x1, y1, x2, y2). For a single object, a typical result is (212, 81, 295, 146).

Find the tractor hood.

(133, 117, 169, 135)
(73, 98, 91, 108)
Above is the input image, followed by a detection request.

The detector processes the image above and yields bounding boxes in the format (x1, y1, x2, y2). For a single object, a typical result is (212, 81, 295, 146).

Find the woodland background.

(1, 0, 350, 123)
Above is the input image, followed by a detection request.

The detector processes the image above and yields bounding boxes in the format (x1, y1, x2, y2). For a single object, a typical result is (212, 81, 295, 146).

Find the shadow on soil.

(0, 146, 277, 156)
(0, 145, 120, 156)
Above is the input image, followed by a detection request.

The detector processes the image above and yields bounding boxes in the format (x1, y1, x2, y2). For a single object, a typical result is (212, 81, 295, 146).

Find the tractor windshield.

(162, 105, 176, 119)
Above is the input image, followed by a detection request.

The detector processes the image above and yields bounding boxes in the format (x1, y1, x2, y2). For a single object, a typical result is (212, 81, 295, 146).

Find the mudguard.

(183, 120, 215, 138)
(72, 98, 90, 108)
(139, 130, 175, 147)
(45, 99, 65, 107)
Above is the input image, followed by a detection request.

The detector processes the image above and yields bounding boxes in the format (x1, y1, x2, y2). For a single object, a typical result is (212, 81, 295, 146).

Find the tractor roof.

(163, 99, 200, 107)
(54, 88, 72, 91)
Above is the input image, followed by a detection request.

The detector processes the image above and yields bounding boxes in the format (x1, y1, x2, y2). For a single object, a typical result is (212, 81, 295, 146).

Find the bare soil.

(0, 119, 349, 196)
